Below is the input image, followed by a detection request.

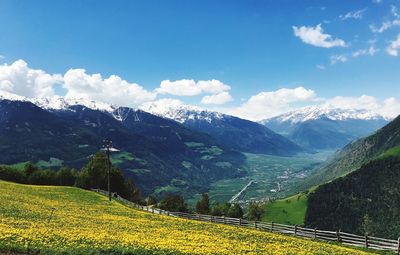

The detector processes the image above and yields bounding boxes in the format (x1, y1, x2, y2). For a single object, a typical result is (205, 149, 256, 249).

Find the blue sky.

(0, 0, 400, 120)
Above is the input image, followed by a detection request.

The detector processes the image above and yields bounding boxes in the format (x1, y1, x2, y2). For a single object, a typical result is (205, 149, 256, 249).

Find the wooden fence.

(93, 189, 400, 254)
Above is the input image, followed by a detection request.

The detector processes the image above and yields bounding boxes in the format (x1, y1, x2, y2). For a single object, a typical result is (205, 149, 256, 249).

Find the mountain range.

(261, 106, 389, 150)
(0, 91, 302, 197)
(142, 101, 303, 155)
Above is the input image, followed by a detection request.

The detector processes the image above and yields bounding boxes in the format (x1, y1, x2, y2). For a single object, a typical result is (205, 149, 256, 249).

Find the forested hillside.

(303, 115, 400, 188)
(305, 155, 400, 239)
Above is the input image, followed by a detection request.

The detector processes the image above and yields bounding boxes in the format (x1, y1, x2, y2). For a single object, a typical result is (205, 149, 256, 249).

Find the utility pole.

(103, 139, 112, 201)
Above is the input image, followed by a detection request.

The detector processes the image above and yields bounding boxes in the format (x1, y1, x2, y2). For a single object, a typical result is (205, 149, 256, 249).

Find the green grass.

(376, 145, 400, 159)
(262, 192, 308, 225)
(0, 180, 380, 255)
(10, 161, 29, 170)
(36, 157, 64, 169)
(111, 151, 135, 164)
(194, 152, 330, 204)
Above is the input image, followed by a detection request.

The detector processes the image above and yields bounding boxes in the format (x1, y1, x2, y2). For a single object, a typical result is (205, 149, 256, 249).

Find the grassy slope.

(0, 180, 377, 255)
(262, 193, 308, 225)
(376, 145, 400, 159)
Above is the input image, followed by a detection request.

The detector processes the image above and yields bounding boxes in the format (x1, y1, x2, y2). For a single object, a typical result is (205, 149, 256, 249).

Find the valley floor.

(0, 180, 379, 255)
(188, 151, 332, 206)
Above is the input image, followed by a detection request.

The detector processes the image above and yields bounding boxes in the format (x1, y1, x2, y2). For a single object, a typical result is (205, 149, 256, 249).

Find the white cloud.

(391, 5, 399, 18)
(339, 8, 367, 20)
(316, 65, 326, 70)
(381, 97, 400, 119)
(0, 55, 4, 59)
(228, 87, 316, 121)
(373, 0, 382, 3)
(201, 91, 233, 105)
(63, 69, 156, 107)
(330, 55, 348, 64)
(352, 46, 378, 57)
(386, 34, 400, 56)
(322, 95, 400, 119)
(0, 59, 62, 98)
(155, 79, 230, 96)
(293, 24, 347, 48)
(0, 59, 156, 107)
(370, 20, 400, 33)
(323, 95, 380, 110)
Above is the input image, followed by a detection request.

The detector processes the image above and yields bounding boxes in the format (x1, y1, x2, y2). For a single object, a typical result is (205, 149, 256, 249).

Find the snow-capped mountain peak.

(140, 100, 226, 123)
(0, 90, 117, 113)
(0, 90, 28, 102)
(32, 96, 117, 112)
(262, 106, 389, 124)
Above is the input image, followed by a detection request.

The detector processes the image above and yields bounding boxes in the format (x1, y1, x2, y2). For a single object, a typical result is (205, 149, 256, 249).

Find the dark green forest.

(305, 156, 400, 239)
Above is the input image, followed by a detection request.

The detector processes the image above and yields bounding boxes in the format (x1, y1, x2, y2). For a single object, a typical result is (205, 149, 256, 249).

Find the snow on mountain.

(32, 96, 116, 112)
(140, 100, 226, 123)
(0, 90, 116, 113)
(262, 106, 389, 124)
(0, 90, 28, 102)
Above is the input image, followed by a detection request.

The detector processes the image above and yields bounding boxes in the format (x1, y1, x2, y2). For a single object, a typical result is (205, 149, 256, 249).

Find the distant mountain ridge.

(0, 90, 303, 156)
(261, 106, 389, 150)
(0, 94, 248, 197)
(141, 101, 303, 155)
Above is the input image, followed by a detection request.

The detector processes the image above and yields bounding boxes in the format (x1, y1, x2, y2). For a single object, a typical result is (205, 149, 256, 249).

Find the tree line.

(0, 152, 141, 202)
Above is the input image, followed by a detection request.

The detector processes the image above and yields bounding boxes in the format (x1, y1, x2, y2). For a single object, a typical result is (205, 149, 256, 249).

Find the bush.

(196, 193, 210, 214)
(228, 204, 243, 218)
(159, 194, 188, 212)
(0, 165, 26, 183)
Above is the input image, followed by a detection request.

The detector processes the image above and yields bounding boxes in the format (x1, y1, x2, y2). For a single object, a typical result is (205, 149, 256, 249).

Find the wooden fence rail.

(92, 189, 400, 254)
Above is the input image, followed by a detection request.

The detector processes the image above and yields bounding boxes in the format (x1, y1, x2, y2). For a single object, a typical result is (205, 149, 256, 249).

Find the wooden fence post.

(314, 228, 317, 239)
(223, 216, 226, 224)
(271, 222, 274, 232)
(336, 230, 341, 242)
(254, 221, 258, 229)
(167, 211, 170, 216)
(210, 216, 213, 223)
(239, 218, 242, 226)
(294, 225, 298, 235)
(365, 234, 369, 248)
(152, 208, 154, 214)
(397, 237, 400, 254)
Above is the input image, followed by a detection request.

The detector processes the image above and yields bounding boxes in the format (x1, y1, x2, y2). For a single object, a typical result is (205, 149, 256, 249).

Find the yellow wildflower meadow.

(0, 180, 377, 255)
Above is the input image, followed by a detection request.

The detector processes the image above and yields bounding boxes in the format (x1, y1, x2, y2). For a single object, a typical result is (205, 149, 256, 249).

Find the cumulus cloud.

(0, 59, 62, 98)
(201, 92, 233, 105)
(229, 87, 316, 121)
(330, 55, 348, 64)
(63, 69, 156, 106)
(0, 59, 156, 107)
(386, 34, 400, 56)
(293, 24, 347, 48)
(155, 79, 230, 97)
(339, 8, 367, 20)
